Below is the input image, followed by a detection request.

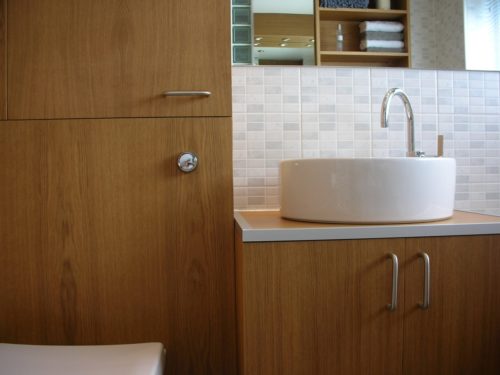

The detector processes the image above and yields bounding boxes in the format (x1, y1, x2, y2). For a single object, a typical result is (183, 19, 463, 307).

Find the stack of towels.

(320, 0, 369, 8)
(359, 21, 404, 52)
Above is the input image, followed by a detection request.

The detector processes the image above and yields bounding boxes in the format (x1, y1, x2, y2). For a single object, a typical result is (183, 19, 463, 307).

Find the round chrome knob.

(177, 152, 198, 173)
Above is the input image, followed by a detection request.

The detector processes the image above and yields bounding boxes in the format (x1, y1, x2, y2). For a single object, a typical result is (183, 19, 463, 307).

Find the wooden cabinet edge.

(235, 225, 245, 375)
(0, 0, 6, 120)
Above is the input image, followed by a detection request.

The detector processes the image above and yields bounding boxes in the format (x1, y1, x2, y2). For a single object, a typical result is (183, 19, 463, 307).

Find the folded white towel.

(359, 21, 404, 33)
(360, 39, 404, 50)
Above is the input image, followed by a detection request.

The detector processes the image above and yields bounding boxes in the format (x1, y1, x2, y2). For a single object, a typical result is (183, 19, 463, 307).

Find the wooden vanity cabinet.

(236, 236, 406, 375)
(236, 232, 500, 375)
(2, 0, 231, 120)
(404, 235, 500, 375)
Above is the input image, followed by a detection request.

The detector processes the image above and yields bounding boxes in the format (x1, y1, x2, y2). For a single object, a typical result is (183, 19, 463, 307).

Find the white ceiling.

(252, 0, 314, 15)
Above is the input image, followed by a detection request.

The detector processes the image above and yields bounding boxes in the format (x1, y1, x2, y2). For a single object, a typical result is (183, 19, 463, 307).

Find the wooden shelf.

(319, 8, 407, 22)
(319, 51, 409, 67)
(320, 51, 409, 58)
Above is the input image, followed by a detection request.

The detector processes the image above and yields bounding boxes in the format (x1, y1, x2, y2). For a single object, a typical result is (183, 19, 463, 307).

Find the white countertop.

(235, 210, 500, 242)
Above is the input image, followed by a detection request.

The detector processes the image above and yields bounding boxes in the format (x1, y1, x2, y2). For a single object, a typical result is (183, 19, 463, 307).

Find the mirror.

(252, 0, 315, 65)
(412, 0, 499, 71)
(231, 0, 500, 71)
(463, 0, 499, 70)
(231, 0, 315, 65)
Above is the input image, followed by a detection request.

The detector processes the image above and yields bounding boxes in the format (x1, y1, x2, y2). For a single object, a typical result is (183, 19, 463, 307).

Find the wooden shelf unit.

(315, 0, 411, 67)
(320, 51, 409, 67)
(319, 8, 407, 22)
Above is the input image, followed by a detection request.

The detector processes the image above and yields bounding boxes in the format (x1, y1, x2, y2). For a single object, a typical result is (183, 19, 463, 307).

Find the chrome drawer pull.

(387, 253, 399, 311)
(163, 91, 211, 97)
(418, 252, 431, 310)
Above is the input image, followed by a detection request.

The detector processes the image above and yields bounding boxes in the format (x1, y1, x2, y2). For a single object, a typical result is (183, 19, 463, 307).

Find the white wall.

(410, 0, 437, 69)
(252, 0, 314, 14)
(435, 0, 465, 70)
(410, 0, 465, 70)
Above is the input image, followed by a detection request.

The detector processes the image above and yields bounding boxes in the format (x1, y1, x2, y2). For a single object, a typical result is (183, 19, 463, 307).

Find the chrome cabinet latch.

(177, 152, 199, 173)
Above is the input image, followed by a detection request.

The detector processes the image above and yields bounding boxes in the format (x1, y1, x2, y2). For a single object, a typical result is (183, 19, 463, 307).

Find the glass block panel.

(233, 45, 252, 64)
(232, 0, 251, 5)
(232, 26, 252, 44)
(233, 7, 251, 25)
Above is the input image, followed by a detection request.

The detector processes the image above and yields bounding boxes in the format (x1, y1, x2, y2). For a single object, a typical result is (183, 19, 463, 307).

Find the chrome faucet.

(381, 88, 423, 157)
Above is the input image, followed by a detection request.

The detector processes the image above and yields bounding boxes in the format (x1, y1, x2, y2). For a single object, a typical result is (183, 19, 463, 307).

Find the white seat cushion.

(0, 342, 165, 375)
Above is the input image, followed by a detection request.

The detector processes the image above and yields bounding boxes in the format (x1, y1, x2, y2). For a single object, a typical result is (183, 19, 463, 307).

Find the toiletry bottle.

(336, 24, 344, 51)
(376, 0, 391, 10)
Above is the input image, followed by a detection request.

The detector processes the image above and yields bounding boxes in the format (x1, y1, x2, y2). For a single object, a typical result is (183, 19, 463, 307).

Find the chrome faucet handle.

(408, 151, 426, 157)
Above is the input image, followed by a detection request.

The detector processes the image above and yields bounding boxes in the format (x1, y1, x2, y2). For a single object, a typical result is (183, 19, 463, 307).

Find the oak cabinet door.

(237, 238, 406, 375)
(0, 118, 236, 375)
(404, 235, 500, 375)
(7, 0, 231, 119)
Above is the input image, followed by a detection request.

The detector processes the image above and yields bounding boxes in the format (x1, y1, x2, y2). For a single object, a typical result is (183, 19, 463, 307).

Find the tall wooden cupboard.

(0, 2, 236, 375)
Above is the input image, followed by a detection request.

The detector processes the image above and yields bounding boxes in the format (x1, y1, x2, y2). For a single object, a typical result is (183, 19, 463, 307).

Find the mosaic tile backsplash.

(232, 67, 500, 216)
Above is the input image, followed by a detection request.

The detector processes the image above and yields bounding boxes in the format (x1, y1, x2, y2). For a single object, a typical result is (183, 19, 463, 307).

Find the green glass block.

(232, 7, 251, 25)
(232, 26, 252, 44)
(232, 0, 251, 5)
(233, 45, 252, 64)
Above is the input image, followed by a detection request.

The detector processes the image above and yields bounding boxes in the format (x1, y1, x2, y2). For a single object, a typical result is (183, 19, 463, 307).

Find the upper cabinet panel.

(0, 0, 6, 120)
(7, 0, 231, 120)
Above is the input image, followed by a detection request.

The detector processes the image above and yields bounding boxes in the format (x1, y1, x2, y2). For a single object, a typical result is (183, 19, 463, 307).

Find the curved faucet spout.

(381, 88, 420, 157)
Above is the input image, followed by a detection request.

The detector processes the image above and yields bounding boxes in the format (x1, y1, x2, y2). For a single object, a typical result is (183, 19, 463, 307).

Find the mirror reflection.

(253, 9, 315, 65)
(230, 0, 500, 71)
(463, 0, 499, 70)
(412, 0, 499, 71)
(231, 0, 315, 66)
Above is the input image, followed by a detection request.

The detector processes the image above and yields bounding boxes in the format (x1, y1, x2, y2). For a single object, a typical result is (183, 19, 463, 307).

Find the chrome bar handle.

(162, 91, 211, 97)
(418, 252, 431, 310)
(387, 253, 399, 311)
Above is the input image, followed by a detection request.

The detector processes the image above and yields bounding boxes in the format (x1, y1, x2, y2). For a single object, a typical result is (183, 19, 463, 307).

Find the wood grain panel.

(392, 0, 408, 11)
(237, 238, 405, 375)
(0, 118, 236, 375)
(404, 235, 500, 374)
(319, 8, 408, 22)
(235, 226, 245, 375)
(320, 54, 409, 68)
(7, 0, 231, 119)
(0, 0, 6, 119)
(254, 13, 314, 38)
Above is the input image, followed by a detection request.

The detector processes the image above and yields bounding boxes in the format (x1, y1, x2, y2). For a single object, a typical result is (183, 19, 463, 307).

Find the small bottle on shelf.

(376, 0, 391, 9)
(336, 24, 344, 51)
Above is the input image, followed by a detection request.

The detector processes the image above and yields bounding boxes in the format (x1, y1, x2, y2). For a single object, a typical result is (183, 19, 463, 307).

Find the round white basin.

(280, 158, 456, 224)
